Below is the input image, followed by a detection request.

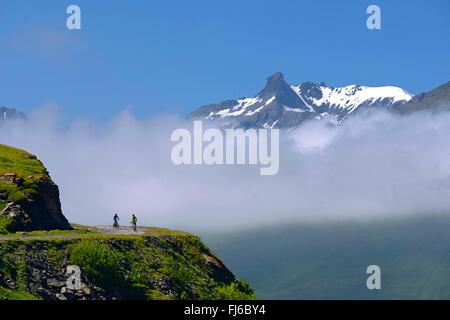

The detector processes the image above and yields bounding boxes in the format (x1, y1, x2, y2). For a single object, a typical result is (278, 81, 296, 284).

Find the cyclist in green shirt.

(130, 214, 137, 232)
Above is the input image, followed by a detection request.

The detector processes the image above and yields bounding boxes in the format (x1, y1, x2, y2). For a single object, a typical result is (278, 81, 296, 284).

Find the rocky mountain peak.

(256, 72, 307, 111)
(188, 72, 413, 129)
(258, 72, 292, 97)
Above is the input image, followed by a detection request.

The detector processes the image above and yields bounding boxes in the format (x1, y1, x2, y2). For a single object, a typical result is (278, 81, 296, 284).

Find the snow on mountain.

(188, 72, 413, 129)
(292, 83, 412, 119)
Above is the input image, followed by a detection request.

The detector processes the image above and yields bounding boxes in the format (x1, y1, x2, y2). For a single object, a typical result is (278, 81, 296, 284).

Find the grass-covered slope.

(0, 144, 71, 233)
(0, 144, 48, 177)
(0, 228, 256, 300)
(0, 144, 47, 210)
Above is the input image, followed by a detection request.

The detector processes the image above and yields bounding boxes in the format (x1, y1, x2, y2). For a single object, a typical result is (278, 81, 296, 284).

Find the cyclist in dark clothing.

(113, 213, 120, 228)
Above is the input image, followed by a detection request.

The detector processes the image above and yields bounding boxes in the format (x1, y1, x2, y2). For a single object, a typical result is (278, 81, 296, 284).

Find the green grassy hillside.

(0, 144, 47, 213)
(203, 214, 450, 299)
(0, 227, 256, 300)
(0, 144, 47, 177)
(0, 144, 71, 233)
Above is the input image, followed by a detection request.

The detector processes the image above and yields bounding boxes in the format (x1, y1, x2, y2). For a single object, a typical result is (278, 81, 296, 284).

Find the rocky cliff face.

(0, 144, 72, 233)
(0, 175, 71, 232)
(0, 234, 255, 300)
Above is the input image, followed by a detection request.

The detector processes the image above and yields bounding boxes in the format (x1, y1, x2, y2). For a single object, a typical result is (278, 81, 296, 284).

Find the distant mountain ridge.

(2, 77, 449, 129)
(0, 106, 27, 122)
(396, 81, 450, 115)
(188, 72, 413, 129)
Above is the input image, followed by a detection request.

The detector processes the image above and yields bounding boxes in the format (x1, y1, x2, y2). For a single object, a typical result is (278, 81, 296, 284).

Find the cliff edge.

(0, 228, 256, 300)
(0, 144, 255, 300)
(0, 144, 72, 233)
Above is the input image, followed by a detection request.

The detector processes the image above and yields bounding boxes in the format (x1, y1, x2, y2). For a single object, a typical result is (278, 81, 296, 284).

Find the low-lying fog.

(2, 103, 450, 233)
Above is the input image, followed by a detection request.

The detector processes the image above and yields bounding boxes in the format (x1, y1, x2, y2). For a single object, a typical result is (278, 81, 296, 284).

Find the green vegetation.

(215, 279, 256, 300)
(0, 231, 256, 300)
(0, 144, 47, 179)
(0, 286, 40, 300)
(0, 240, 37, 300)
(0, 143, 46, 207)
(0, 143, 72, 234)
(69, 240, 124, 289)
(0, 180, 38, 203)
(0, 144, 52, 234)
(0, 215, 19, 235)
(0, 225, 94, 238)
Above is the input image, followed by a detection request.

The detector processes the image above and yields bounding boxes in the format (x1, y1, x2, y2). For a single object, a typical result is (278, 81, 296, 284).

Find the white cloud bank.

(1, 104, 450, 233)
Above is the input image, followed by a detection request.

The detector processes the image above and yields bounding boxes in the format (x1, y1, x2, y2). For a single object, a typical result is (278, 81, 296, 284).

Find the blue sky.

(0, 0, 448, 121)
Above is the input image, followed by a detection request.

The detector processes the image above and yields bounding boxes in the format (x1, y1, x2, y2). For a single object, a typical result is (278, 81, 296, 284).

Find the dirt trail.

(0, 226, 145, 241)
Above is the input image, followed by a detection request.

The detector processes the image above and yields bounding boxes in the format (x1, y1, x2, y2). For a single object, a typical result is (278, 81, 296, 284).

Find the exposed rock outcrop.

(0, 144, 72, 233)
(0, 235, 255, 300)
(0, 176, 71, 231)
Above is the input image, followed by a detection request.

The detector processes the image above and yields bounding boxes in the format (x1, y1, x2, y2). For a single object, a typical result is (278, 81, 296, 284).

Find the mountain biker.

(113, 213, 120, 228)
(130, 214, 137, 231)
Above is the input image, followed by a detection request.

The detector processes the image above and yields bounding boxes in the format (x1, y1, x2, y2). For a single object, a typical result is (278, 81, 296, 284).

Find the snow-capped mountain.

(188, 72, 413, 129)
(0, 106, 27, 122)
